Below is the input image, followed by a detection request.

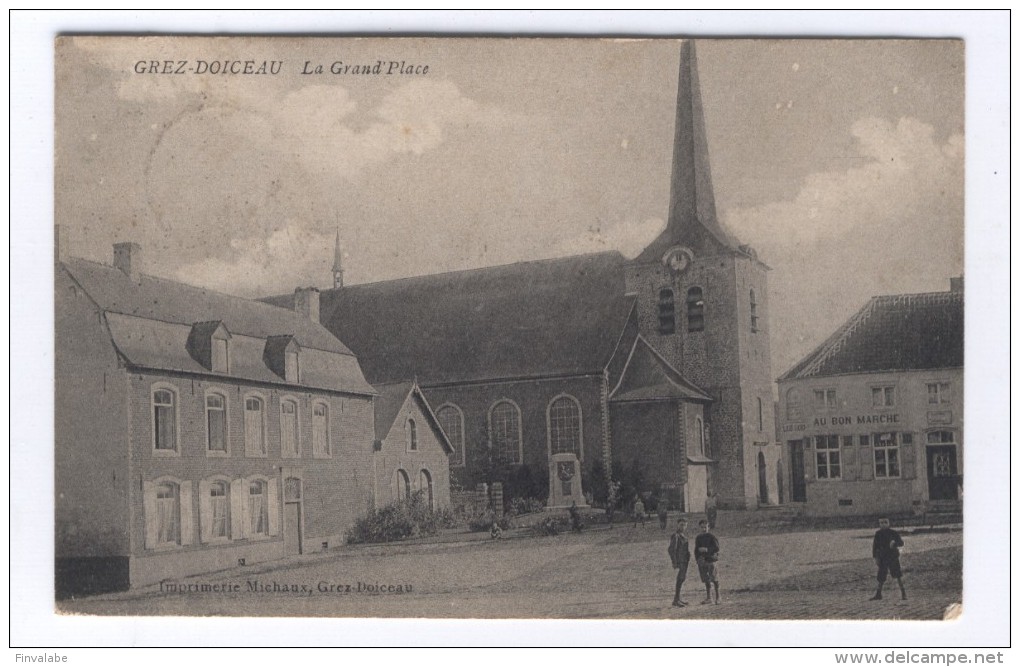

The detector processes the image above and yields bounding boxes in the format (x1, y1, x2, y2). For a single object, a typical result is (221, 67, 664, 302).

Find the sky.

(55, 36, 964, 379)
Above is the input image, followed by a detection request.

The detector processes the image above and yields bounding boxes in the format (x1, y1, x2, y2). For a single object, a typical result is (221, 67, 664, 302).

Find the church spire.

(332, 228, 344, 289)
(635, 40, 738, 263)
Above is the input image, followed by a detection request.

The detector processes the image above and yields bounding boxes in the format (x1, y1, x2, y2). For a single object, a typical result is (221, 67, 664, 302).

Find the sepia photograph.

(50, 34, 968, 622)
(9, 11, 1010, 652)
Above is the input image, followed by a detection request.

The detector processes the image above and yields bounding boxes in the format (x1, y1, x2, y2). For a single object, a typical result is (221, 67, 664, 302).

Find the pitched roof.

(313, 252, 637, 385)
(372, 381, 453, 453)
(63, 257, 374, 395)
(779, 288, 964, 380)
(635, 40, 742, 263)
(64, 257, 353, 354)
(609, 335, 713, 403)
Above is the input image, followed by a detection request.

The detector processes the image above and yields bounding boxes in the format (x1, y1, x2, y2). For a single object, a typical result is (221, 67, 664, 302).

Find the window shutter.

(901, 441, 916, 480)
(179, 481, 194, 546)
(143, 481, 157, 549)
(237, 481, 249, 538)
(267, 479, 280, 536)
(841, 445, 857, 481)
(858, 446, 874, 481)
(230, 477, 245, 542)
(198, 479, 211, 543)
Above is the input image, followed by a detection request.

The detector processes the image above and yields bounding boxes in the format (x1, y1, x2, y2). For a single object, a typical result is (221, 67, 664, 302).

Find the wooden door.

(789, 440, 807, 502)
(926, 446, 959, 501)
(284, 502, 302, 555)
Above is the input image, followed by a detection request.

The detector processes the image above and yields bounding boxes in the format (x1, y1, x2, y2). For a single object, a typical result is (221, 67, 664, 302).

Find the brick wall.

(375, 391, 452, 509)
(55, 267, 131, 559)
(424, 375, 604, 501)
(126, 371, 376, 564)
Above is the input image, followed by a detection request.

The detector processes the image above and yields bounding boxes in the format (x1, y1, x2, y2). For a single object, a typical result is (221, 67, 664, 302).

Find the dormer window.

(285, 349, 299, 383)
(187, 321, 232, 374)
(264, 335, 301, 384)
(212, 337, 229, 373)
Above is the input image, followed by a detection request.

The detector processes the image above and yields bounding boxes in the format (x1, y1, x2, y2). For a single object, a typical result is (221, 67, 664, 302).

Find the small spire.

(332, 228, 344, 288)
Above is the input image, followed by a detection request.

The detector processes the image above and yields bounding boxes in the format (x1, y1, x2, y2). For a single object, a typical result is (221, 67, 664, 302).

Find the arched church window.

(658, 289, 676, 335)
(548, 395, 582, 458)
(687, 287, 705, 332)
(488, 400, 522, 465)
(436, 405, 465, 467)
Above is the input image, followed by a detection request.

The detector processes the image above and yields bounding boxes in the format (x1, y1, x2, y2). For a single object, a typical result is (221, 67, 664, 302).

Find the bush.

(347, 491, 450, 544)
(468, 510, 513, 533)
(508, 496, 545, 516)
(531, 516, 568, 536)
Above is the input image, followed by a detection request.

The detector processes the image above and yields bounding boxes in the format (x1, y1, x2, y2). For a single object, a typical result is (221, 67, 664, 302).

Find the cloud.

(175, 223, 336, 297)
(722, 116, 964, 375)
(555, 217, 665, 258)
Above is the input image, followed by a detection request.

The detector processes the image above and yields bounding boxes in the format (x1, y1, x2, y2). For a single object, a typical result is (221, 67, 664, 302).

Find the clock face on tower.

(662, 246, 694, 274)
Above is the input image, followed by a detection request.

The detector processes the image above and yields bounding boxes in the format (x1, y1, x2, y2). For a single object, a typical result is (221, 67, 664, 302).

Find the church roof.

(635, 40, 744, 263)
(63, 257, 374, 394)
(779, 286, 964, 380)
(315, 252, 636, 385)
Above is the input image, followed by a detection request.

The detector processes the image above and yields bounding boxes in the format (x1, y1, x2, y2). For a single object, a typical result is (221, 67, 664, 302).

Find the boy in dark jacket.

(667, 518, 690, 607)
(694, 519, 721, 604)
(870, 517, 906, 601)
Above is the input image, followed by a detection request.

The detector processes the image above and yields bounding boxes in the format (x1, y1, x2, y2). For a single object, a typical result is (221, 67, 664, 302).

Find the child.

(667, 518, 691, 607)
(694, 519, 720, 604)
(870, 517, 906, 601)
(632, 497, 646, 528)
(658, 501, 669, 530)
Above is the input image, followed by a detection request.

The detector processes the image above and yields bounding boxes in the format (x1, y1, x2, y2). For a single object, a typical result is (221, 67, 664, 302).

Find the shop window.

(874, 432, 901, 478)
(814, 435, 841, 480)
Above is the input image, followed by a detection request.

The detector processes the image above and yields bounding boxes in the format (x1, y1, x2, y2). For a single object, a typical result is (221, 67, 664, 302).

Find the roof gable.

(609, 335, 712, 403)
(373, 381, 453, 453)
(780, 289, 964, 380)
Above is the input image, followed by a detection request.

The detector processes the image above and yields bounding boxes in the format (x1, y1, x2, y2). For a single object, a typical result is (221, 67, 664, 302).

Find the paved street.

(60, 521, 962, 620)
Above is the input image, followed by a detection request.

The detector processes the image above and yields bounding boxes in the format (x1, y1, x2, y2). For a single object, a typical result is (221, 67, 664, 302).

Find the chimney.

(949, 276, 964, 293)
(294, 287, 320, 322)
(113, 242, 142, 282)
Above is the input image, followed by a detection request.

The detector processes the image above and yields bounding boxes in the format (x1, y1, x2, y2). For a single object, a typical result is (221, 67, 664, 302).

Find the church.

(268, 41, 779, 512)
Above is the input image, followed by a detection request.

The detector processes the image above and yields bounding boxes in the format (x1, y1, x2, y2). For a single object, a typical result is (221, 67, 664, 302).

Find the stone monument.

(548, 453, 587, 509)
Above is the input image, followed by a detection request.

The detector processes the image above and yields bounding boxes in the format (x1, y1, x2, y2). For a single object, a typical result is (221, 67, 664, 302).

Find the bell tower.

(626, 40, 776, 510)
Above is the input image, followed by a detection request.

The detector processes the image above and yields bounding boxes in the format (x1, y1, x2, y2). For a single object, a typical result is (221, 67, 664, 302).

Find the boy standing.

(694, 519, 720, 604)
(870, 517, 906, 601)
(667, 518, 691, 607)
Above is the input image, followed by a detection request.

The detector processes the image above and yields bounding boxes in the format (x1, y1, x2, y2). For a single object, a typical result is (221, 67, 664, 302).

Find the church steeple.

(636, 40, 738, 263)
(332, 229, 344, 288)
